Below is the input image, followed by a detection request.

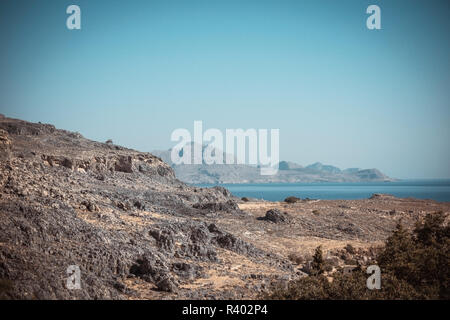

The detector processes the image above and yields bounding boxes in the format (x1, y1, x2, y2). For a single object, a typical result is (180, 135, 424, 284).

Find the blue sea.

(198, 180, 450, 202)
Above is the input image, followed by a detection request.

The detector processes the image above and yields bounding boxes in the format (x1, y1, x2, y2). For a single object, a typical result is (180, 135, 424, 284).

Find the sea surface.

(197, 180, 450, 202)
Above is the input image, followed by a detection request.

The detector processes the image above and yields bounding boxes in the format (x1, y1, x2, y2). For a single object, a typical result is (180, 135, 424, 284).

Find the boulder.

(259, 209, 290, 223)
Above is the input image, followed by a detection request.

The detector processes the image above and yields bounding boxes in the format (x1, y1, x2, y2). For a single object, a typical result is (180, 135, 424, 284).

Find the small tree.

(311, 246, 325, 275)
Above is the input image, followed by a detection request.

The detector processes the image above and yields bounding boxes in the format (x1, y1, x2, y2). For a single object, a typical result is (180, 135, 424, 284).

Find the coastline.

(195, 180, 450, 203)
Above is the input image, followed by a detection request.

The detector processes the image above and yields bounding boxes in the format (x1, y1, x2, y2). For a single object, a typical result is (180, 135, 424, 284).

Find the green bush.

(378, 212, 450, 299)
(264, 270, 421, 300)
(284, 196, 300, 203)
(311, 246, 325, 275)
(265, 212, 449, 300)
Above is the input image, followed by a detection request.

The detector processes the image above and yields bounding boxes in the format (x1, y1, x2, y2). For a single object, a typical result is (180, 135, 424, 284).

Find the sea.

(196, 180, 450, 202)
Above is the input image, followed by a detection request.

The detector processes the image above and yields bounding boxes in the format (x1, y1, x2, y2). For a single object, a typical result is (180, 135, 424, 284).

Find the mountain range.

(152, 144, 393, 184)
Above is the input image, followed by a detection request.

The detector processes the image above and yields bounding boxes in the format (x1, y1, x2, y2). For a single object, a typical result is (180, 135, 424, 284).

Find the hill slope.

(0, 115, 263, 299)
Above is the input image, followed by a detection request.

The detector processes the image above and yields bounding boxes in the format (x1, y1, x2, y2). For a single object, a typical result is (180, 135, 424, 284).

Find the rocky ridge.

(0, 115, 273, 299)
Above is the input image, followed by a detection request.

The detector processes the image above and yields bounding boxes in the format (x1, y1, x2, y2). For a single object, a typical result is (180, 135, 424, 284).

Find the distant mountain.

(305, 162, 341, 174)
(152, 145, 394, 184)
(279, 161, 303, 171)
(343, 168, 360, 174)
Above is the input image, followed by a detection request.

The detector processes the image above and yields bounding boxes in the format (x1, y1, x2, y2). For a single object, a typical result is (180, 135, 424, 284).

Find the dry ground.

(113, 197, 450, 299)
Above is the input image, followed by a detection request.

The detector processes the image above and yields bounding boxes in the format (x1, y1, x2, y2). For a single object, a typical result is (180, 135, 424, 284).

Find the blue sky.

(1, 0, 449, 179)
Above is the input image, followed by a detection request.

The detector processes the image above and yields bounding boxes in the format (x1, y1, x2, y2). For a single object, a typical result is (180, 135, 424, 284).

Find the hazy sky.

(1, 0, 449, 179)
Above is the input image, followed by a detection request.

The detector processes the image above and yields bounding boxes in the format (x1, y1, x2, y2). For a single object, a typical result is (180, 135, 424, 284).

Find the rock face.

(0, 116, 257, 299)
(0, 129, 11, 161)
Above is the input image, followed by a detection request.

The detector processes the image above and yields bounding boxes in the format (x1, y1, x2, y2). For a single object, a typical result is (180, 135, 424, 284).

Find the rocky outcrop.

(0, 116, 259, 299)
(130, 252, 178, 292)
(0, 129, 11, 161)
(369, 193, 397, 200)
(193, 200, 241, 213)
(259, 209, 291, 223)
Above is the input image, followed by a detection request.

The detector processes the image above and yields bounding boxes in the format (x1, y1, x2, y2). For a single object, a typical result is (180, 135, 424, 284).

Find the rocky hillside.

(1, 115, 445, 300)
(0, 115, 265, 299)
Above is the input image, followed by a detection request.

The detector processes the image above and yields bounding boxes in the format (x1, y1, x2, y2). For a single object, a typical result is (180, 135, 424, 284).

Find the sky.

(0, 0, 449, 179)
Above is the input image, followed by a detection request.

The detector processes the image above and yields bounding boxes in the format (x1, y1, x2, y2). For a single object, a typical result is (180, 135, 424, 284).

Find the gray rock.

(259, 209, 290, 223)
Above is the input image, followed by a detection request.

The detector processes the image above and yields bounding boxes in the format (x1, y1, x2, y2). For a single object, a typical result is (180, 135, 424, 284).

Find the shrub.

(264, 267, 421, 300)
(378, 212, 450, 299)
(284, 196, 300, 203)
(311, 246, 325, 275)
(288, 253, 304, 265)
(324, 264, 333, 272)
(345, 244, 356, 254)
(265, 212, 449, 300)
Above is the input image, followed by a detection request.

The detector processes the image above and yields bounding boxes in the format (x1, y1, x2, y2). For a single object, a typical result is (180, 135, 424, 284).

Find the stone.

(259, 209, 290, 223)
